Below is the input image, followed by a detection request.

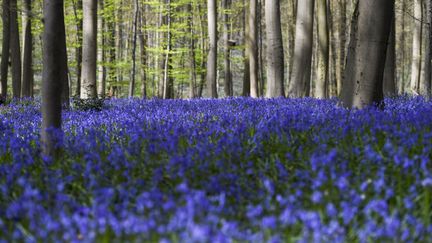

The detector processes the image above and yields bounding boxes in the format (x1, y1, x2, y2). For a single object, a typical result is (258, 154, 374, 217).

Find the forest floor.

(0, 97, 431, 242)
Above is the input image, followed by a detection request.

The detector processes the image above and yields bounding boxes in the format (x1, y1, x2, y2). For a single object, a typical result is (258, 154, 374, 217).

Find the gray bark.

(223, 0, 232, 97)
(410, 0, 423, 94)
(242, 0, 250, 97)
(248, 0, 259, 97)
(22, 0, 33, 97)
(10, 0, 21, 98)
(206, 0, 218, 98)
(41, 0, 68, 156)
(265, 0, 284, 97)
(340, 0, 394, 109)
(97, 0, 106, 98)
(129, 0, 139, 97)
(383, 14, 396, 97)
(72, 0, 83, 97)
(1, 0, 10, 98)
(421, 0, 432, 96)
(288, 0, 315, 97)
(316, 0, 329, 98)
(80, 0, 97, 99)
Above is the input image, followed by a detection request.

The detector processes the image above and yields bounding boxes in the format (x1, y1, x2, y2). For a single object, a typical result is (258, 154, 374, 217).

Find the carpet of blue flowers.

(1, 97, 432, 242)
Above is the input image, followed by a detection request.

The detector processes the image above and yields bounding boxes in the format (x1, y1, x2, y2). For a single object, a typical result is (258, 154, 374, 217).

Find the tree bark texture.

(206, 0, 218, 98)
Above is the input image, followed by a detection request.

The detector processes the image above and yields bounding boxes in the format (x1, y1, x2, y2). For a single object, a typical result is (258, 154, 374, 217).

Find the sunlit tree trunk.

(265, 0, 284, 97)
(421, 0, 432, 96)
(81, 0, 97, 99)
(248, 0, 259, 98)
(206, 0, 218, 98)
(340, 0, 394, 108)
(288, 0, 314, 97)
(97, 0, 106, 98)
(223, 0, 232, 97)
(411, 0, 423, 94)
(316, 0, 329, 98)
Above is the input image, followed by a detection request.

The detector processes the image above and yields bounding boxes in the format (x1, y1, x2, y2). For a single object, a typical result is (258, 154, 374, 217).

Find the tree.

(223, 0, 232, 97)
(340, 0, 394, 108)
(248, 0, 259, 98)
(316, 0, 329, 98)
(72, 0, 83, 97)
(422, 0, 432, 96)
(80, 0, 97, 99)
(22, 0, 34, 97)
(206, 0, 217, 98)
(265, 0, 284, 98)
(10, 0, 21, 98)
(288, 0, 315, 98)
(383, 13, 396, 97)
(410, 0, 423, 94)
(1, 0, 10, 99)
(41, 0, 68, 156)
(129, 0, 139, 97)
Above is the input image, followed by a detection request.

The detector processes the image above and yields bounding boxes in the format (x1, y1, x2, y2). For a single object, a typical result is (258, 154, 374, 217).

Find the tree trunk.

(41, 0, 68, 156)
(206, 0, 218, 98)
(72, 0, 83, 97)
(248, 0, 259, 98)
(411, 0, 423, 95)
(340, 0, 394, 108)
(1, 0, 10, 98)
(316, 0, 329, 98)
(97, 0, 106, 98)
(288, 0, 314, 98)
(265, 0, 284, 97)
(383, 13, 396, 97)
(399, 0, 406, 94)
(187, 3, 197, 98)
(81, 0, 97, 99)
(242, 0, 250, 97)
(223, 0, 232, 97)
(129, 0, 139, 97)
(10, 0, 21, 98)
(21, 0, 33, 97)
(421, 0, 432, 96)
(336, 0, 346, 95)
(163, 0, 173, 99)
(139, 3, 147, 98)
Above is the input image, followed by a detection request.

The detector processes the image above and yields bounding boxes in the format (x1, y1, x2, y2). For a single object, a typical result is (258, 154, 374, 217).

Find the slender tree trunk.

(328, 0, 338, 97)
(21, 0, 33, 97)
(422, 0, 432, 96)
(10, 0, 21, 98)
(222, 0, 232, 97)
(206, 0, 218, 98)
(242, 0, 250, 97)
(97, 0, 106, 98)
(340, 0, 394, 108)
(187, 3, 197, 98)
(248, 0, 259, 97)
(72, 0, 83, 97)
(115, 1, 124, 97)
(197, 2, 206, 97)
(41, 0, 68, 156)
(139, 3, 147, 98)
(81, 0, 98, 99)
(129, 0, 139, 97)
(265, 0, 284, 97)
(383, 13, 396, 97)
(336, 0, 346, 95)
(399, 0, 406, 94)
(316, 0, 329, 98)
(411, 0, 423, 94)
(1, 0, 10, 98)
(288, 0, 315, 97)
(163, 0, 173, 99)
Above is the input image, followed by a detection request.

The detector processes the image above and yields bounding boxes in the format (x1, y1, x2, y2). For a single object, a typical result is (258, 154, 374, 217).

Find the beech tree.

(410, 0, 422, 94)
(340, 0, 394, 108)
(41, 0, 68, 156)
(248, 0, 259, 98)
(80, 0, 98, 99)
(316, 0, 329, 98)
(265, 0, 284, 98)
(288, 0, 315, 98)
(1, 0, 10, 99)
(22, 0, 33, 97)
(10, 0, 21, 98)
(206, 0, 218, 98)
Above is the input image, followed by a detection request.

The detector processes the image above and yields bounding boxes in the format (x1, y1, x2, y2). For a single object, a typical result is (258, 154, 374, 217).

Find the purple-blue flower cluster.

(0, 96, 431, 242)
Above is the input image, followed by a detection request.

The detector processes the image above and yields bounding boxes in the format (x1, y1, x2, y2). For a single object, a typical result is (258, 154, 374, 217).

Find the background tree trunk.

(265, 0, 284, 97)
(223, 0, 232, 97)
(10, 0, 21, 98)
(41, 0, 68, 156)
(421, 0, 432, 96)
(383, 13, 396, 97)
(22, 0, 33, 97)
(248, 0, 259, 98)
(316, 0, 329, 98)
(72, 0, 83, 97)
(288, 0, 314, 98)
(206, 0, 218, 98)
(139, 3, 147, 98)
(411, 0, 423, 94)
(1, 0, 10, 98)
(81, 0, 97, 99)
(340, 0, 394, 108)
(97, 0, 106, 98)
(129, 0, 139, 97)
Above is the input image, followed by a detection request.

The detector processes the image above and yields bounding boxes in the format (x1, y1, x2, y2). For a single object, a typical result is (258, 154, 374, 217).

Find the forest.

(1, 0, 432, 242)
